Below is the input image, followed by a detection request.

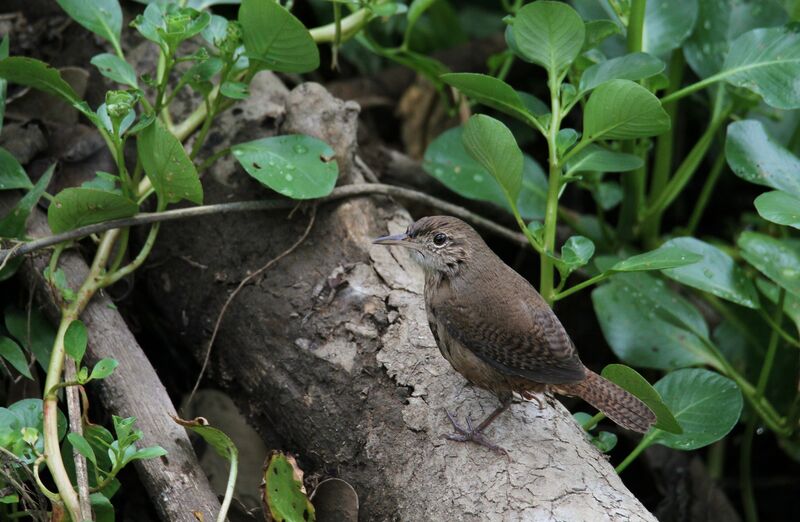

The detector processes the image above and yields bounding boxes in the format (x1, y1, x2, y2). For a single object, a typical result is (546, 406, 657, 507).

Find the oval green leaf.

(507, 1, 585, 74)
(0, 336, 32, 380)
(738, 231, 800, 297)
(610, 246, 702, 272)
(592, 280, 713, 370)
(726, 120, 800, 197)
(56, 0, 122, 51)
(90, 53, 137, 88)
(650, 369, 742, 450)
(264, 452, 315, 522)
(440, 73, 536, 126)
(239, 0, 319, 73)
(423, 127, 546, 220)
(601, 364, 682, 434)
(754, 190, 800, 230)
(0, 147, 32, 191)
(232, 135, 339, 200)
(0, 163, 54, 239)
(89, 358, 119, 380)
(643, 0, 698, 57)
(5, 306, 54, 370)
(578, 52, 665, 95)
(661, 237, 760, 308)
(721, 25, 800, 109)
(47, 188, 138, 234)
(64, 319, 88, 365)
(583, 79, 671, 141)
(462, 114, 523, 202)
(67, 432, 97, 465)
(564, 144, 644, 175)
(561, 236, 595, 271)
(137, 119, 203, 205)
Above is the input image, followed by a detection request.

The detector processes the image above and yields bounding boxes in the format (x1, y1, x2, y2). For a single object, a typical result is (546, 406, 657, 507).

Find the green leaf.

(0, 147, 32, 191)
(0, 336, 32, 379)
(719, 25, 800, 109)
(137, 119, 203, 205)
(0, 57, 81, 104)
(127, 446, 168, 464)
(590, 431, 618, 453)
(56, 0, 122, 51)
(578, 53, 665, 95)
(726, 120, 800, 197)
(423, 127, 546, 220)
(661, 237, 760, 308)
(642, 0, 698, 57)
(462, 114, 523, 202)
(47, 188, 138, 234)
(231, 135, 339, 200)
(583, 79, 671, 141)
(10, 399, 67, 446)
(591, 181, 623, 210)
(90, 493, 115, 522)
(90, 53, 137, 88)
(239, 0, 319, 73)
(64, 319, 88, 365)
(0, 163, 54, 238)
(67, 432, 97, 465)
(174, 417, 236, 460)
(5, 306, 54, 370)
(44, 267, 76, 302)
(610, 247, 702, 272)
(592, 278, 714, 370)
(601, 364, 682, 434)
(263, 452, 315, 522)
(755, 190, 800, 230)
(738, 231, 800, 298)
(507, 1, 585, 74)
(440, 73, 536, 126)
(564, 144, 643, 175)
(560, 236, 595, 271)
(683, 0, 787, 79)
(89, 358, 119, 380)
(757, 278, 800, 333)
(649, 369, 742, 450)
(556, 128, 579, 156)
(220, 80, 249, 99)
(583, 20, 622, 51)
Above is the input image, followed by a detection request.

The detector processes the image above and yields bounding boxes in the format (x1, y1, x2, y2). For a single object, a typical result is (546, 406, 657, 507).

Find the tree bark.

(141, 81, 658, 521)
(0, 197, 223, 522)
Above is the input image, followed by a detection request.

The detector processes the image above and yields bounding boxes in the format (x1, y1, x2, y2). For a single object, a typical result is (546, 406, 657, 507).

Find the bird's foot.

(443, 411, 508, 456)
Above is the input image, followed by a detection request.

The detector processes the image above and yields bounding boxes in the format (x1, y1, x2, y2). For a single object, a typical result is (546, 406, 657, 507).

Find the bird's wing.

(432, 287, 586, 385)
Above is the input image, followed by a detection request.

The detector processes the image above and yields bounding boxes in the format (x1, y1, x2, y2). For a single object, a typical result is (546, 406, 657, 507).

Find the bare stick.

(1, 184, 526, 264)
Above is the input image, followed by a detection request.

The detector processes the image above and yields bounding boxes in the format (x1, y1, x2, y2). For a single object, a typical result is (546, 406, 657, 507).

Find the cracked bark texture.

(141, 79, 657, 521)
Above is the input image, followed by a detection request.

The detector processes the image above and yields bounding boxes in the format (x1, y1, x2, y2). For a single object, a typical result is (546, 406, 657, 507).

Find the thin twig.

(63, 362, 91, 516)
(184, 207, 318, 410)
(1, 184, 527, 264)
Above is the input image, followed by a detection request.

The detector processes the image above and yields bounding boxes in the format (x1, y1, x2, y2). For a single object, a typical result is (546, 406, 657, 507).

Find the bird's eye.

(432, 232, 448, 246)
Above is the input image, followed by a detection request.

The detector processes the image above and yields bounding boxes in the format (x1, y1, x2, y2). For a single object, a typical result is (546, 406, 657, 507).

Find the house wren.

(373, 216, 655, 452)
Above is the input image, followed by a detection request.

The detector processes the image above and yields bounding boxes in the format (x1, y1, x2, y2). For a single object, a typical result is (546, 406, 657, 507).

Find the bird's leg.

(444, 395, 512, 455)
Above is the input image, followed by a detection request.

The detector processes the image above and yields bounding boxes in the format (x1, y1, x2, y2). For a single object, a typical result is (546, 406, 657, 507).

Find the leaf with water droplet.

(738, 231, 800, 298)
(231, 134, 338, 200)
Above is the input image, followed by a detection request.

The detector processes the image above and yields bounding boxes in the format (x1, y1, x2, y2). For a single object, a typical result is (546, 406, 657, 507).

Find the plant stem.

(642, 50, 684, 247)
(685, 151, 726, 234)
(640, 105, 728, 223)
(103, 223, 161, 286)
(660, 71, 727, 105)
(554, 272, 610, 301)
(540, 70, 565, 305)
(616, 0, 648, 240)
(741, 289, 786, 522)
(217, 449, 238, 522)
(616, 432, 656, 473)
(42, 230, 119, 521)
(197, 147, 231, 174)
(583, 411, 606, 430)
(309, 7, 371, 43)
(707, 439, 725, 480)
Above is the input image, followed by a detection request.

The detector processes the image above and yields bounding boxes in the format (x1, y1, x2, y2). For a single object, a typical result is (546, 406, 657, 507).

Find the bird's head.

(372, 216, 484, 275)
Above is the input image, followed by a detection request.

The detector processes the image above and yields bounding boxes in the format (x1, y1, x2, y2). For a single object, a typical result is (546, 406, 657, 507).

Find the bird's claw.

(443, 411, 509, 457)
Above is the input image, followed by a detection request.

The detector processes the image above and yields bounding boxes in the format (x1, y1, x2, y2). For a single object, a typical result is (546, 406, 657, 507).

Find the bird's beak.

(372, 232, 411, 247)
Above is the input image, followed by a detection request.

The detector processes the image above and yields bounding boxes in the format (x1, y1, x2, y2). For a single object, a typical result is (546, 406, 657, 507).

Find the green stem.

(616, 0, 648, 241)
(616, 431, 656, 473)
(583, 411, 606, 431)
(741, 289, 786, 522)
(540, 72, 564, 305)
(554, 272, 610, 301)
(707, 439, 725, 480)
(216, 449, 239, 522)
(197, 147, 231, 174)
(309, 7, 371, 43)
(103, 223, 161, 287)
(642, 50, 684, 247)
(685, 151, 727, 234)
(640, 107, 728, 223)
(660, 71, 727, 105)
(759, 307, 800, 349)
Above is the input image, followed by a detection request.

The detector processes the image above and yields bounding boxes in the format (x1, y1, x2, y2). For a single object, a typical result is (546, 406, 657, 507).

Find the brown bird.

(373, 216, 656, 452)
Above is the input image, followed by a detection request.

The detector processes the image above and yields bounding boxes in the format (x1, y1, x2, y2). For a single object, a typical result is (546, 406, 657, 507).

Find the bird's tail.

(557, 370, 656, 433)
